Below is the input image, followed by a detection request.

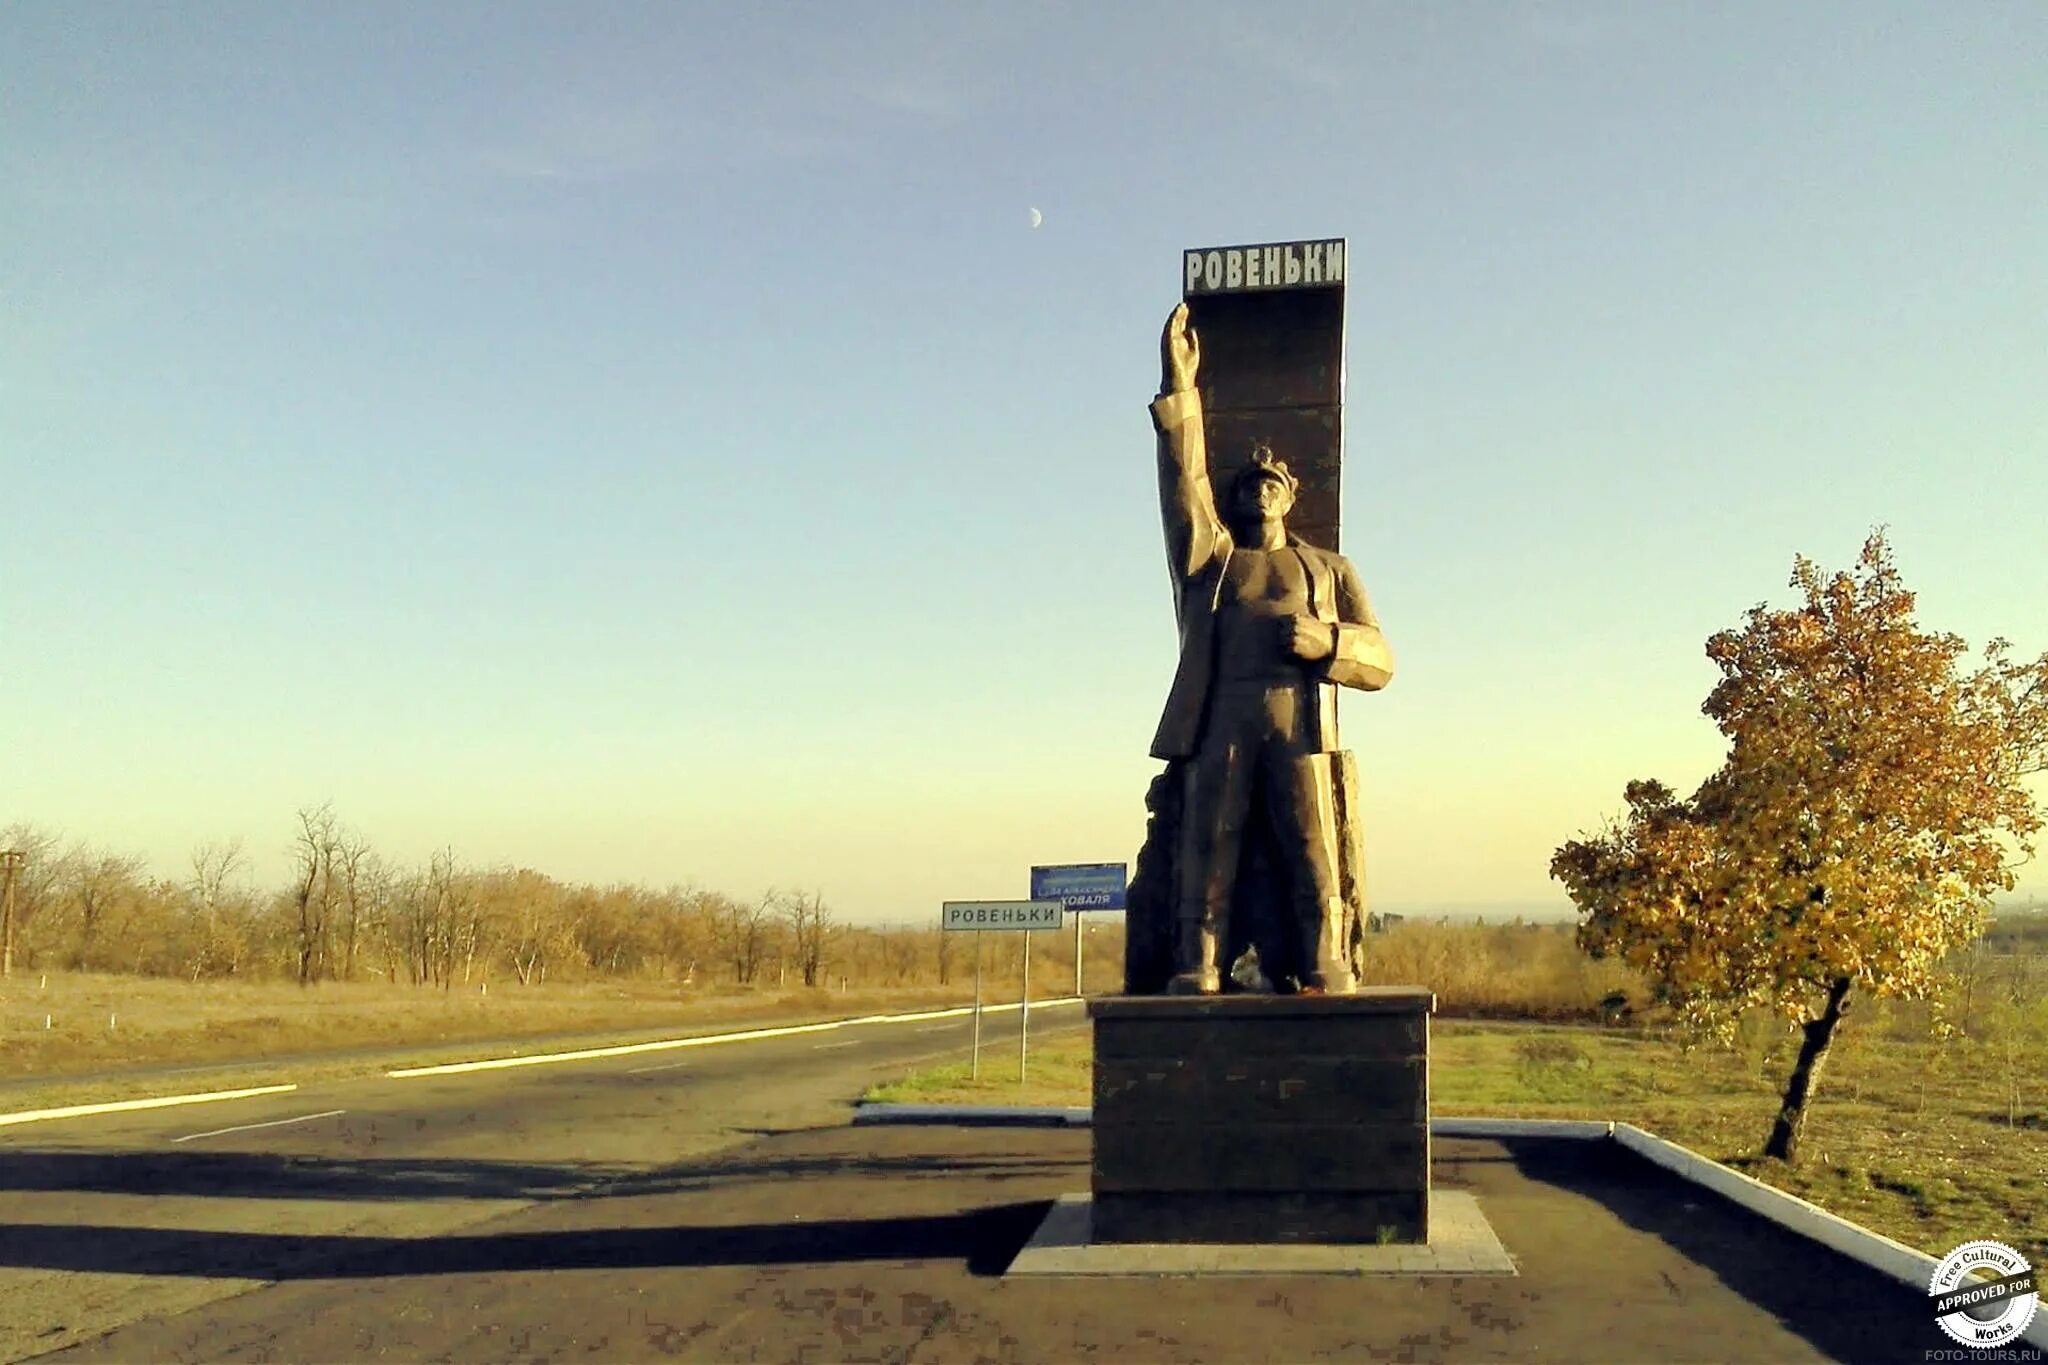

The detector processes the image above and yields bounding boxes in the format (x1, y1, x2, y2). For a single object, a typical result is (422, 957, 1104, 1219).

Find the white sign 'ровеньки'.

(1183, 239, 1345, 296)
(942, 900, 1065, 932)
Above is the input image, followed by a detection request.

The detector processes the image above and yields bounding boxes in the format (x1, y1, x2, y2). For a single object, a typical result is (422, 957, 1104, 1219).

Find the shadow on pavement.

(1467, 1136, 1942, 1362)
(0, 1147, 1074, 1203)
(0, 1205, 1053, 1281)
(4, 1129, 1961, 1361)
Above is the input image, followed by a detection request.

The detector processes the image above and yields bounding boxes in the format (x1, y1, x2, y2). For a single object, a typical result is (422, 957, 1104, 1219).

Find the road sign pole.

(1073, 914, 1083, 997)
(1019, 930, 1031, 1084)
(941, 900, 1063, 1082)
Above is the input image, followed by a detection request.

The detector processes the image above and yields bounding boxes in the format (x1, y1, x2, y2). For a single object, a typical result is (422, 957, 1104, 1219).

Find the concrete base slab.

(1006, 1189, 1516, 1277)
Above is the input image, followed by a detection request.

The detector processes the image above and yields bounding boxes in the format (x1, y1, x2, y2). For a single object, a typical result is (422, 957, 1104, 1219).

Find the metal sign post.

(941, 900, 1065, 1087)
(1020, 930, 1031, 1084)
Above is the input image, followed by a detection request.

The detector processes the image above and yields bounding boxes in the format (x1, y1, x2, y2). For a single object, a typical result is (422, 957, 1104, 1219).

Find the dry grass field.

(866, 998, 2048, 1267)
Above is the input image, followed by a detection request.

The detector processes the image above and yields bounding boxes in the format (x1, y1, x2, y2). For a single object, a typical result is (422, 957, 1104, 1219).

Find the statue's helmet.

(1229, 442, 1299, 502)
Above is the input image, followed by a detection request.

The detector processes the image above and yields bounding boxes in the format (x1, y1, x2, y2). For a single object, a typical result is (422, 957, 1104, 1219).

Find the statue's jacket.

(1149, 388, 1394, 762)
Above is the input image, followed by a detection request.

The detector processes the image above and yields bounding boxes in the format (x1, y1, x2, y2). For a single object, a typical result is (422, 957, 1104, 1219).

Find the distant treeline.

(1986, 909, 2048, 951)
(7, 813, 2035, 1016)
(0, 811, 1637, 1014)
(0, 809, 1064, 992)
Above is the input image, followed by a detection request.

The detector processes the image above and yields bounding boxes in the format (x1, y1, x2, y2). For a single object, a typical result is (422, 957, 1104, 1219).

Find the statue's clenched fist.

(1287, 615, 1335, 662)
(1160, 301, 1200, 395)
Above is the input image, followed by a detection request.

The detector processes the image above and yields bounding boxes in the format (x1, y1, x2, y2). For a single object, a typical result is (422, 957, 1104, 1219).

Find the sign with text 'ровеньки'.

(942, 901, 1066, 932)
(1182, 239, 1345, 296)
(1029, 863, 1128, 912)
(1180, 237, 1347, 553)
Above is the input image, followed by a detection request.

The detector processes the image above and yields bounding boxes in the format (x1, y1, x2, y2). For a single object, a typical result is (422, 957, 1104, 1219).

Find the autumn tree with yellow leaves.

(1553, 534, 2048, 1162)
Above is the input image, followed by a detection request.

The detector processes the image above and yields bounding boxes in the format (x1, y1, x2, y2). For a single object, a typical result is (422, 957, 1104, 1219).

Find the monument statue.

(1077, 271, 1437, 1256)
(1143, 302, 1393, 995)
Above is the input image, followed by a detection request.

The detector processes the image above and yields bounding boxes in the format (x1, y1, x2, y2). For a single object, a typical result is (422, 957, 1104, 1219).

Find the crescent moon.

(1029, 207, 1043, 229)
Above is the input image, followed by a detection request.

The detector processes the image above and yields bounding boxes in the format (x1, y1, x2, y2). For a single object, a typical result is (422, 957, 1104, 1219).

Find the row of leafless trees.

(0, 809, 1039, 991)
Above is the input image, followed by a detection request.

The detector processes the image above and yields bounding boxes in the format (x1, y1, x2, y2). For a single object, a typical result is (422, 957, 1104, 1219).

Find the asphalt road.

(0, 1001, 1084, 1361)
(0, 1001, 1982, 1364)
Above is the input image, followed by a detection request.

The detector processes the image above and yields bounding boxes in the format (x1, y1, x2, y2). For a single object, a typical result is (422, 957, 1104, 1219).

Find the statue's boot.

(1166, 905, 1224, 995)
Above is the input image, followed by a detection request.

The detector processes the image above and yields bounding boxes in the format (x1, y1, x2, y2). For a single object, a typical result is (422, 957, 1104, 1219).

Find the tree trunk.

(1764, 976, 1854, 1162)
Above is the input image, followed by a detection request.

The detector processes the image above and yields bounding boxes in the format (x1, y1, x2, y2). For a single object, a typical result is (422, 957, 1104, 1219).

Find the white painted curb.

(1612, 1123, 1942, 1291)
(1611, 1122, 2048, 1350)
(0, 1084, 299, 1130)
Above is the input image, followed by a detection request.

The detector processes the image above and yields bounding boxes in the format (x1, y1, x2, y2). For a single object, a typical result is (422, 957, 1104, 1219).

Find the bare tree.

(656, 886, 718, 985)
(187, 838, 246, 979)
(59, 847, 147, 970)
(291, 804, 341, 985)
(334, 832, 378, 981)
(390, 863, 435, 986)
(478, 868, 559, 985)
(781, 890, 834, 988)
(189, 839, 245, 915)
(716, 891, 776, 985)
(882, 927, 921, 985)
(573, 883, 655, 976)
(421, 848, 475, 989)
(455, 872, 488, 985)
(387, 850, 464, 989)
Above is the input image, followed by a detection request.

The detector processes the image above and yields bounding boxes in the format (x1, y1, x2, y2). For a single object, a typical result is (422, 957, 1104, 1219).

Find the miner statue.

(1138, 302, 1393, 995)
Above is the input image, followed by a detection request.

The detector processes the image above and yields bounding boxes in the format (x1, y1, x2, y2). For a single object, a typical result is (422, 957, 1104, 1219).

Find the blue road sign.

(1030, 862, 1129, 912)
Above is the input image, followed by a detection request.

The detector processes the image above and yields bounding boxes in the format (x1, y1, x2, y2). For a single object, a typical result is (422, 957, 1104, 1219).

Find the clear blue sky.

(5, 2, 2044, 920)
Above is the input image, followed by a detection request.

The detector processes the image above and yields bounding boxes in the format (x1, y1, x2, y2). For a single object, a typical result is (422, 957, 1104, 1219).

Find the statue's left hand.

(1160, 302, 1200, 395)
(1286, 616, 1335, 662)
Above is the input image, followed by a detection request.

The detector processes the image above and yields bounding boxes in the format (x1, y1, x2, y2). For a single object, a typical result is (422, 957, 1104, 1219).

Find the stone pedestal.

(1088, 989, 1434, 1244)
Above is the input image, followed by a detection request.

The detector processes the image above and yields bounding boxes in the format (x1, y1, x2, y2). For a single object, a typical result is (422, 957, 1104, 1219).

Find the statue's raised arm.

(1150, 303, 1227, 587)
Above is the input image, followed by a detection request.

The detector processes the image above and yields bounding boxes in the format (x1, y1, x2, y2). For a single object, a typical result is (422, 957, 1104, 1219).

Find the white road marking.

(914, 1025, 955, 1033)
(369, 997, 1084, 1078)
(845, 1005, 977, 1025)
(625, 1059, 694, 1075)
(812, 1041, 860, 1050)
(0, 1084, 299, 1130)
(387, 1019, 847, 1077)
(0, 1000, 1089, 1134)
(173, 1109, 347, 1144)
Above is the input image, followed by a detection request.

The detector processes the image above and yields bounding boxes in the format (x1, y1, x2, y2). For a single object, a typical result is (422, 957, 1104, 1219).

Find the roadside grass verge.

(863, 1011, 2047, 1266)
(864, 1035, 1093, 1110)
